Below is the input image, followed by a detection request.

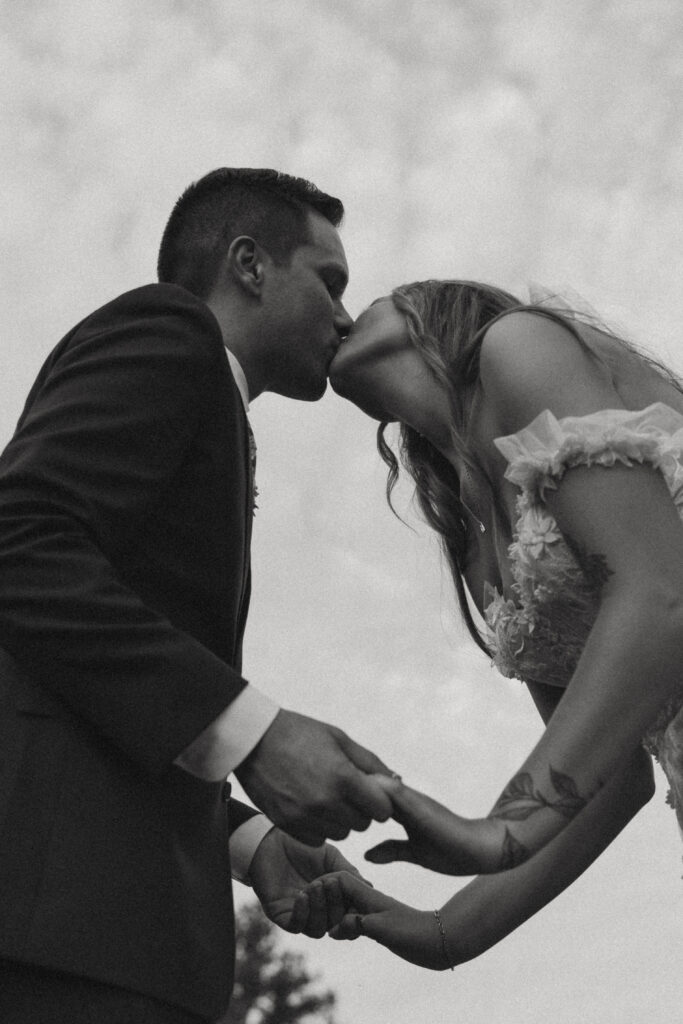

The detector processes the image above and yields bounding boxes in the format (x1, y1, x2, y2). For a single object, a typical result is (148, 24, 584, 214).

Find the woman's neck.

(389, 364, 457, 461)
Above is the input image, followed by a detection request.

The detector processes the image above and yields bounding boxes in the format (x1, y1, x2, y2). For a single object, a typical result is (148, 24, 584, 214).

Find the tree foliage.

(220, 901, 337, 1024)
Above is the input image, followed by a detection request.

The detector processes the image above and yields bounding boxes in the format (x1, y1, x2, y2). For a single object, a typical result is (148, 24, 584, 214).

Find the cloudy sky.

(3, 1, 683, 1021)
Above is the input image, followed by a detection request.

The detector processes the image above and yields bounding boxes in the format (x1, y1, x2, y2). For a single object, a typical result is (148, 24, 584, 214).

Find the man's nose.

(335, 302, 354, 338)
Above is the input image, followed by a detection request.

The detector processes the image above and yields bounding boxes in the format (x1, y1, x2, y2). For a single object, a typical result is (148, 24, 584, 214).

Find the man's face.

(262, 210, 352, 401)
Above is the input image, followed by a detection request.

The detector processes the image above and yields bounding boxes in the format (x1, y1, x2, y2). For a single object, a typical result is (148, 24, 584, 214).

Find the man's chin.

(304, 378, 328, 402)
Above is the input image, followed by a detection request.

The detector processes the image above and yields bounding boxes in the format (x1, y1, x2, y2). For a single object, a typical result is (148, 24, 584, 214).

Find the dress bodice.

(483, 402, 683, 831)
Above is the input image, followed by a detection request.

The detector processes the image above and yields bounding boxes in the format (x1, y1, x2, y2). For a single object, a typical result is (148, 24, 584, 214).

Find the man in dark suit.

(0, 168, 394, 1023)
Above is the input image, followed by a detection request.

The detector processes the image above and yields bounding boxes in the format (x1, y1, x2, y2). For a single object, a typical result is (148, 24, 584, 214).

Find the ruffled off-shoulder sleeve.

(494, 401, 683, 508)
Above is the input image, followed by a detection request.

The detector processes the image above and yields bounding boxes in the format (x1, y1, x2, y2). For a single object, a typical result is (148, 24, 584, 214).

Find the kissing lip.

(329, 336, 344, 359)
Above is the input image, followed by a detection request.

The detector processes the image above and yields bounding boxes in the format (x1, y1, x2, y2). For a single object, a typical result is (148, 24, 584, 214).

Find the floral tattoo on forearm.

(489, 767, 592, 869)
(492, 767, 588, 821)
(500, 827, 529, 869)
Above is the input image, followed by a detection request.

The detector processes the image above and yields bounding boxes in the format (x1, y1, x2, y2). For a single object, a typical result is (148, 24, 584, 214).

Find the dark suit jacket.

(0, 284, 259, 1018)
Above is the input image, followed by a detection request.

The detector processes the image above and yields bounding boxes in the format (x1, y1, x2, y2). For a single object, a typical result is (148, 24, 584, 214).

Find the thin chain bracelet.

(433, 909, 454, 970)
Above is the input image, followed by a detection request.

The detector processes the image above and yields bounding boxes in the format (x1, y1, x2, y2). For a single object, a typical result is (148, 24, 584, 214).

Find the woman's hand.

(249, 828, 367, 936)
(309, 871, 451, 970)
(366, 775, 499, 875)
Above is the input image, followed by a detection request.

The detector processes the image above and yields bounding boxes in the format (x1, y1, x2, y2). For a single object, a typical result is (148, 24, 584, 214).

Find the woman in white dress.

(305, 280, 683, 969)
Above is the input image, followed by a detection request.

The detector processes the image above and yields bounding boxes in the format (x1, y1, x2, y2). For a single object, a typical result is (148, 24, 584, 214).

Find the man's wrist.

(174, 686, 280, 781)
(229, 815, 276, 884)
(224, 686, 280, 772)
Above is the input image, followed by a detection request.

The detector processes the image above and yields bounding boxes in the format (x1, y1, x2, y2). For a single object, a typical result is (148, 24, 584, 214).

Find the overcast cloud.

(2, 2, 683, 1021)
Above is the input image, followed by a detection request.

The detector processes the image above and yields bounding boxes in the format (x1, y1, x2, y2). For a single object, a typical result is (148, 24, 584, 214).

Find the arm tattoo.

(564, 536, 613, 592)
(489, 767, 592, 870)
(500, 828, 530, 870)
(490, 767, 589, 822)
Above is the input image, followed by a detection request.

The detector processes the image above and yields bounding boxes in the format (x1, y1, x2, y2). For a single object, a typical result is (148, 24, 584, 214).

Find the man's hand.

(235, 709, 394, 845)
(249, 828, 365, 937)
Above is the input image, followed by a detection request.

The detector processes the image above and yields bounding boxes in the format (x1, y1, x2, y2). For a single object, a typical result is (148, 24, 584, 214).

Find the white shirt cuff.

(229, 814, 275, 884)
(214, 685, 280, 775)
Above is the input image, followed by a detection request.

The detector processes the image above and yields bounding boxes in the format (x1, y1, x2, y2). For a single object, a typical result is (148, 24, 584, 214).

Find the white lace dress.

(483, 402, 683, 836)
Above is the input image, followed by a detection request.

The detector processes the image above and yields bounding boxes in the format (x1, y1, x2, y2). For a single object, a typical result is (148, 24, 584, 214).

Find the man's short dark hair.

(157, 167, 344, 298)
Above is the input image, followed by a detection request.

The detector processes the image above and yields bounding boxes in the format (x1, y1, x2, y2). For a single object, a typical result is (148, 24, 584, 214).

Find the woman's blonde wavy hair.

(377, 279, 682, 654)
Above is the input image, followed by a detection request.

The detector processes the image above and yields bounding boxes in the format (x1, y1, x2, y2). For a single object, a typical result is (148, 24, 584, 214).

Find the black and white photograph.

(1, 3, 683, 1022)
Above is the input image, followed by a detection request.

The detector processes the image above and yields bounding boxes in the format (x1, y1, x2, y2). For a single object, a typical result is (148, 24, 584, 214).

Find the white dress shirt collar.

(224, 347, 250, 413)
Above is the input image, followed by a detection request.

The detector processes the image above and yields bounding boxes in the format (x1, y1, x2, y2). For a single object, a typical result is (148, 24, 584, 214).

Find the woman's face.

(329, 296, 419, 420)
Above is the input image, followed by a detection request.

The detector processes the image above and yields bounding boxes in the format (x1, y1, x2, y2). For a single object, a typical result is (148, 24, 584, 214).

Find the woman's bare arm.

(466, 314, 683, 868)
(440, 693, 655, 965)
(321, 686, 654, 970)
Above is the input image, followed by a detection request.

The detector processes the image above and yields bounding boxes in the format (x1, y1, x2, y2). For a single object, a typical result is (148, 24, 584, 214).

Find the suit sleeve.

(0, 286, 248, 775)
(228, 797, 261, 833)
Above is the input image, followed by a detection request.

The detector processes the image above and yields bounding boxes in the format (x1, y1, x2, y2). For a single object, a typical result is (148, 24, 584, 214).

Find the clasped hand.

(249, 827, 447, 968)
(236, 710, 396, 845)
(250, 827, 444, 968)
(364, 774, 499, 875)
(236, 712, 498, 862)
(250, 768, 499, 966)
(295, 776, 502, 969)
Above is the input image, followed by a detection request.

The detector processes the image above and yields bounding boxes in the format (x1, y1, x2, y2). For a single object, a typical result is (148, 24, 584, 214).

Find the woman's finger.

(331, 910, 369, 940)
(287, 889, 309, 934)
(342, 768, 394, 823)
(367, 774, 453, 831)
(302, 880, 329, 939)
(367, 772, 404, 796)
(336, 870, 398, 914)
(388, 782, 449, 824)
(321, 874, 347, 930)
(364, 839, 416, 865)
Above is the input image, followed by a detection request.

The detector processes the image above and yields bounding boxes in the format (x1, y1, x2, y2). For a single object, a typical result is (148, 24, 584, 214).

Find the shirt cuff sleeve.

(213, 685, 280, 775)
(229, 814, 276, 884)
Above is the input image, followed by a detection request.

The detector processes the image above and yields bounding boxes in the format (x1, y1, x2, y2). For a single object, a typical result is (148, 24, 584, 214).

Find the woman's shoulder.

(479, 309, 609, 399)
(477, 309, 619, 436)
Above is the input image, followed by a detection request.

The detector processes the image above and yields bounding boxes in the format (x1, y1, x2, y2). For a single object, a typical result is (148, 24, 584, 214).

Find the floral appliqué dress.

(483, 402, 683, 838)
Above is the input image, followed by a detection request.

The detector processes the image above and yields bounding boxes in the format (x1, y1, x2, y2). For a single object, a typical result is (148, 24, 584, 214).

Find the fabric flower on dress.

(484, 587, 533, 675)
(511, 502, 562, 560)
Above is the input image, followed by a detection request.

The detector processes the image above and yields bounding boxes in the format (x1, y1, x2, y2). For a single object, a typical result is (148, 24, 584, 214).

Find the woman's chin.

(328, 373, 386, 421)
(327, 359, 351, 397)
(329, 364, 362, 405)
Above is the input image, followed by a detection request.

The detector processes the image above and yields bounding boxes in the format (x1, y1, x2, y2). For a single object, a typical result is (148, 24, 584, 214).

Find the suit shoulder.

(95, 283, 221, 339)
(65, 284, 225, 370)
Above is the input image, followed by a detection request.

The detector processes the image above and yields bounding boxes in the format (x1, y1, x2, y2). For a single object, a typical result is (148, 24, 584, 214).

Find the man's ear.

(226, 235, 265, 297)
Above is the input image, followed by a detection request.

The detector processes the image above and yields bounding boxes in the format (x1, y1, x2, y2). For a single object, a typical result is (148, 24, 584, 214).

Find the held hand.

(311, 871, 451, 971)
(235, 710, 394, 846)
(250, 829, 366, 937)
(366, 776, 498, 875)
